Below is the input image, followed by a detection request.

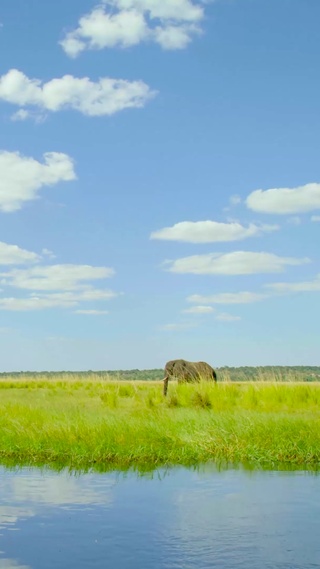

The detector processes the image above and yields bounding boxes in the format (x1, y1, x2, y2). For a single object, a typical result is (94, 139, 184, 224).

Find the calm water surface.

(0, 465, 320, 569)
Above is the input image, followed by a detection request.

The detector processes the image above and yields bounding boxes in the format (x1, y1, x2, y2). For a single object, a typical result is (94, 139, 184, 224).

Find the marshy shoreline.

(1, 377, 320, 472)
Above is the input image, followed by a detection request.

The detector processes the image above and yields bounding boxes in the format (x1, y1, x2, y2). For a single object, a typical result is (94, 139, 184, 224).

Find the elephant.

(163, 359, 217, 396)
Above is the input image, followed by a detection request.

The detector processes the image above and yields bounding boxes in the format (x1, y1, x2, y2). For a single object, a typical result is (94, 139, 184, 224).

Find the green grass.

(0, 378, 320, 471)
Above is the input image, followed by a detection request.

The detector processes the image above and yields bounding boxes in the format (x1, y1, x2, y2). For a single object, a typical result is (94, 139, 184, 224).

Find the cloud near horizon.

(0, 69, 156, 119)
(150, 220, 278, 243)
(246, 182, 320, 214)
(0, 150, 75, 212)
(164, 251, 310, 275)
(60, 0, 204, 57)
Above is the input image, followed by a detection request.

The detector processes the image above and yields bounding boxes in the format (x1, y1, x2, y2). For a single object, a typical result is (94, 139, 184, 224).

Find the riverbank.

(1, 379, 320, 470)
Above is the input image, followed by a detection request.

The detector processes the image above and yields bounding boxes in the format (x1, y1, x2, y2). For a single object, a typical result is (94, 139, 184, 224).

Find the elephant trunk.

(163, 375, 169, 396)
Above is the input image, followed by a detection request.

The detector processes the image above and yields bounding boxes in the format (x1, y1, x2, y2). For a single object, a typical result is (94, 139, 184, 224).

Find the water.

(1, 465, 320, 569)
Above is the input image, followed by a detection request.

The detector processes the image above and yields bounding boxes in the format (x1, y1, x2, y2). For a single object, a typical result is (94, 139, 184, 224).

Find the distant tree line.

(0, 366, 320, 382)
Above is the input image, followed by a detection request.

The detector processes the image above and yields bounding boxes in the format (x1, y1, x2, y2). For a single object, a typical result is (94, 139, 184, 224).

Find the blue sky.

(0, 0, 319, 371)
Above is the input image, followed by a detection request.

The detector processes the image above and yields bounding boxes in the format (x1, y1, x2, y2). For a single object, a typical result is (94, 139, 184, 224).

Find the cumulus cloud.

(0, 69, 156, 119)
(187, 291, 268, 304)
(60, 0, 204, 57)
(265, 274, 320, 294)
(215, 312, 241, 322)
(0, 242, 40, 265)
(0, 264, 115, 291)
(246, 183, 320, 215)
(182, 305, 214, 314)
(164, 251, 310, 275)
(0, 150, 75, 212)
(151, 220, 278, 243)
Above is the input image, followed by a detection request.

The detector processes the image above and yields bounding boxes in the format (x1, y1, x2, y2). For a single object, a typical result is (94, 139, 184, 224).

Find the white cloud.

(0, 289, 118, 311)
(0, 150, 75, 212)
(0, 242, 40, 265)
(215, 312, 241, 322)
(265, 274, 320, 294)
(75, 309, 109, 315)
(187, 291, 268, 304)
(60, 0, 204, 57)
(182, 305, 214, 314)
(151, 220, 278, 243)
(0, 69, 156, 118)
(246, 183, 320, 214)
(0, 255, 119, 312)
(311, 215, 320, 222)
(0, 264, 115, 291)
(164, 251, 310, 275)
(0, 263, 118, 312)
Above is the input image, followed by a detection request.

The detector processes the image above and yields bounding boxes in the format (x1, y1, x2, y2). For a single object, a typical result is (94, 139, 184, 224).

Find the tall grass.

(0, 379, 319, 471)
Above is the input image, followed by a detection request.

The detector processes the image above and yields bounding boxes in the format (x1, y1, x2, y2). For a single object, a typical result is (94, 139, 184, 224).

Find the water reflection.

(0, 466, 320, 569)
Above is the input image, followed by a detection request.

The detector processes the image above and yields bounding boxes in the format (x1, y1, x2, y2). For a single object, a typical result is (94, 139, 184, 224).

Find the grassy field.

(0, 377, 320, 471)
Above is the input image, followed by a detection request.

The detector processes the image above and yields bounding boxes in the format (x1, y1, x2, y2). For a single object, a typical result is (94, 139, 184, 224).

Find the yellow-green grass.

(0, 378, 320, 471)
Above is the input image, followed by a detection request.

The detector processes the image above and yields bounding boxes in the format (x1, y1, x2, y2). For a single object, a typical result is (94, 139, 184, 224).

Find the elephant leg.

(163, 375, 169, 396)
